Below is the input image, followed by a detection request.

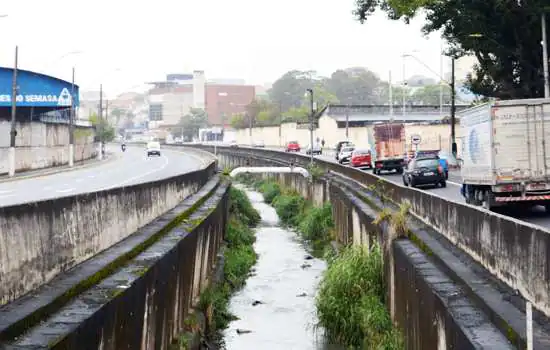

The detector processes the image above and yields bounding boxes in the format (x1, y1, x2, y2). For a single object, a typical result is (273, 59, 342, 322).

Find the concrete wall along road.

(0, 121, 97, 174)
(1, 176, 229, 349)
(191, 144, 550, 349)
(231, 115, 463, 154)
(0, 159, 216, 306)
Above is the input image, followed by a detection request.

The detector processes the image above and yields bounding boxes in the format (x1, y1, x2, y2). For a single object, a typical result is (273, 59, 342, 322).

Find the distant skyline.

(0, 1, 460, 98)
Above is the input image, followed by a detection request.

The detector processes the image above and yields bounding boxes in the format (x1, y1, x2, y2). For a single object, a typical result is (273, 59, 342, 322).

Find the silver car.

(338, 146, 355, 164)
(305, 144, 322, 155)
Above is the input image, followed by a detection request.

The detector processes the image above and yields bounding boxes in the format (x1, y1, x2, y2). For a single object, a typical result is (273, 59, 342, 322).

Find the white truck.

(460, 98, 550, 210)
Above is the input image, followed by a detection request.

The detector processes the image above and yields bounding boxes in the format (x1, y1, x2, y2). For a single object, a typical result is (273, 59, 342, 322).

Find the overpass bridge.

(0, 143, 549, 348)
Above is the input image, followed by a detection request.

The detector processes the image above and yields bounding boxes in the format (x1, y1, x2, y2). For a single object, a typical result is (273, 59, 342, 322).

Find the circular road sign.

(411, 134, 421, 145)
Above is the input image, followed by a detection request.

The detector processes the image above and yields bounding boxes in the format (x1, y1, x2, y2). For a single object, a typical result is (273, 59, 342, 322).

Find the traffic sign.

(411, 134, 421, 145)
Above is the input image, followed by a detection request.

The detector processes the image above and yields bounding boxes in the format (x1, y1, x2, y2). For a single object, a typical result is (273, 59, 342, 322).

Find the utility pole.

(402, 56, 406, 118)
(279, 100, 283, 146)
(69, 67, 75, 167)
(307, 88, 314, 165)
(439, 41, 444, 118)
(8, 46, 18, 177)
(542, 13, 550, 98)
(98, 84, 103, 160)
(450, 57, 457, 157)
(389, 71, 393, 120)
(345, 103, 350, 140)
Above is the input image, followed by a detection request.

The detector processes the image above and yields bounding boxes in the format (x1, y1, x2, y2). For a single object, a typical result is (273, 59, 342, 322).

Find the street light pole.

(98, 83, 103, 160)
(306, 88, 314, 165)
(402, 55, 406, 118)
(8, 46, 18, 177)
(345, 103, 350, 140)
(542, 13, 550, 98)
(450, 58, 457, 157)
(69, 67, 75, 167)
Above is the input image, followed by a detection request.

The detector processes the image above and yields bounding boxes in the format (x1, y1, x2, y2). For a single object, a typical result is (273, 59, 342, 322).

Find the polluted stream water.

(222, 186, 343, 350)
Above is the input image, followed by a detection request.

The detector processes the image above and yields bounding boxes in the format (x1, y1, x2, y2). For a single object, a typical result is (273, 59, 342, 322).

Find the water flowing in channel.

(222, 186, 342, 349)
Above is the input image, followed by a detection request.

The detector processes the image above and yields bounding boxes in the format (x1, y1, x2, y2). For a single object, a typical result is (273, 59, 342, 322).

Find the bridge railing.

(176, 143, 550, 319)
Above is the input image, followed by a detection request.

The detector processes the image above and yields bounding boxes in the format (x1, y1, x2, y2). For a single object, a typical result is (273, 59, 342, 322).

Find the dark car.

(402, 157, 446, 188)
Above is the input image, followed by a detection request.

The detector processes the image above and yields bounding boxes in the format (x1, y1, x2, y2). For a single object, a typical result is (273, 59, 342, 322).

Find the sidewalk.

(0, 152, 117, 183)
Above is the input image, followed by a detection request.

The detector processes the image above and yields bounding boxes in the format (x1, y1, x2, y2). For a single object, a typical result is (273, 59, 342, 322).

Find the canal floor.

(222, 186, 334, 349)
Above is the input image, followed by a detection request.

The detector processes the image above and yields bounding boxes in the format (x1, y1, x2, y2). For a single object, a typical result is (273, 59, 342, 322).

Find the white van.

(146, 141, 161, 157)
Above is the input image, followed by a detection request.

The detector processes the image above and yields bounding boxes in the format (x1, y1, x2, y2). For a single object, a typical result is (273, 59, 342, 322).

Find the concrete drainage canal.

(222, 185, 338, 349)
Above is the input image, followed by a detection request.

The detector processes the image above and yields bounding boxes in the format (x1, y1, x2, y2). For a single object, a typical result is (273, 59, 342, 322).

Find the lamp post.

(403, 52, 457, 157)
(306, 88, 314, 165)
(69, 67, 75, 167)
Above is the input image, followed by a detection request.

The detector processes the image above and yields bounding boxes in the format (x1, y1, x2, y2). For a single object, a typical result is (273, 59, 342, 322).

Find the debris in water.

(236, 329, 252, 335)
(300, 263, 312, 269)
(252, 300, 264, 306)
(304, 254, 314, 260)
(296, 292, 307, 297)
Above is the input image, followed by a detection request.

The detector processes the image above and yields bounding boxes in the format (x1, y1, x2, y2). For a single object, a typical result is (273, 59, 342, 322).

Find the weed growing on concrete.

(258, 181, 281, 204)
(373, 201, 411, 239)
(307, 162, 325, 180)
(315, 244, 403, 349)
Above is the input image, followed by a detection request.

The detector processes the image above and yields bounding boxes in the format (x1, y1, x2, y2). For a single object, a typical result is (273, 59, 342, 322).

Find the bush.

(315, 244, 403, 348)
(299, 202, 333, 242)
(229, 186, 261, 226)
(259, 182, 281, 204)
(272, 194, 307, 226)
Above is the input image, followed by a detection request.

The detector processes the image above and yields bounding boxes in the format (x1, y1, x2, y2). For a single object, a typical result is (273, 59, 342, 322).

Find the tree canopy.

(89, 113, 116, 142)
(353, 0, 549, 99)
(172, 108, 209, 141)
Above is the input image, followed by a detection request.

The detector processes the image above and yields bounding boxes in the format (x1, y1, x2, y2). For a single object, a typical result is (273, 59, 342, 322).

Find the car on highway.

(305, 144, 322, 155)
(229, 140, 238, 148)
(350, 149, 372, 168)
(335, 141, 353, 161)
(253, 140, 265, 148)
(286, 141, 301, 152)
(146, 141, 161, 157)
(402, 156, 446, 188)
(413, 150, 449, 179)
(338, 146, 355, 164)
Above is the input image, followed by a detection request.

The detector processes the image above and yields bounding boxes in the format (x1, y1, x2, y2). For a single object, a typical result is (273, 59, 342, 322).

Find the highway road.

(0, 145, 210, 207)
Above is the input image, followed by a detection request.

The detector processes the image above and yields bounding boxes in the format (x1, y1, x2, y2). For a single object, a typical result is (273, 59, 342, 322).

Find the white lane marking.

(447, 181, 461, 186)
(88, 175, 96, 178)
(0, 190, 14, 194)
(57, 188, 75, 193)
(97, 154, 170, 191)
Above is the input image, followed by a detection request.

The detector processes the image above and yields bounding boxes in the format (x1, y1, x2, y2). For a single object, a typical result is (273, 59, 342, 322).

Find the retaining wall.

(187, 145, 550, 319)
(1, 178, 229, 349)
(208, 148, 523, 349)
(0, 160, 216, 306)
(0, 121, 97, 174)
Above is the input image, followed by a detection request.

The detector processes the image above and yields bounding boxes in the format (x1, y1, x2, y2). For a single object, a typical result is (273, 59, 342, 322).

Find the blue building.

(0, 67, 79, 123)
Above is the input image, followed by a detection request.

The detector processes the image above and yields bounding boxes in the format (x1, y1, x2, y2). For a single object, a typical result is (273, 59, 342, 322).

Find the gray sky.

(0, 0, 448, 97)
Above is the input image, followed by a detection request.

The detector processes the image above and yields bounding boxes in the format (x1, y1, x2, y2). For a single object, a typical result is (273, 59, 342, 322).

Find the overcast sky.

(0, 0, 448, 97)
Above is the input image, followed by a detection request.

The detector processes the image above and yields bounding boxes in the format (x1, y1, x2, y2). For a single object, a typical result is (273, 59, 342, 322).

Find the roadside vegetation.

(175, 186, 259, 349)
(316, 244, 403, 349)
(237, 175, 334, 256)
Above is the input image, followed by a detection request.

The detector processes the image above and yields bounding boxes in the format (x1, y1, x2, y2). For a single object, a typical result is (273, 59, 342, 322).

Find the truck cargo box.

(461, 98, 550, 185)
(372, 123, 405, 174)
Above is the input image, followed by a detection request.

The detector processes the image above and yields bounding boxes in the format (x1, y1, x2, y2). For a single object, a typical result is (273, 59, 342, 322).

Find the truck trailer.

(460, 98, 550, 210)
(372, 123, 406, 175)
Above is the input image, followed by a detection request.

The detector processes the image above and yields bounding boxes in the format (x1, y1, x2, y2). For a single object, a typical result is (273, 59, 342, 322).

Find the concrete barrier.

(0, 159, 217, 306)
(1, 178, 229, 348)
(182, 144, 550, 320)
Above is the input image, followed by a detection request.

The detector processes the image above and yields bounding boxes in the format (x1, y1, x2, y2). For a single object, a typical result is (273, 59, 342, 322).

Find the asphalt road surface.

(0, 145, 210, 207)
(287, 148, 550, 229)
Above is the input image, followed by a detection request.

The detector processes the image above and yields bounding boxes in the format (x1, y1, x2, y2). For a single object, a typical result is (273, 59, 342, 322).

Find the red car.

(286, 141, 300, 152)
(351, 149, 372, 168)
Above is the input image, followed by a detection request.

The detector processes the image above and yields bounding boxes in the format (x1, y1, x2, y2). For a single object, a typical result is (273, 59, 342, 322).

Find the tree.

(229, 113, 249, 129)
(326, 67, 381, 104)
(173, 108, 209, 141)
(411, 84, 452, 105)
(353, 0, 549, 99)
(89, 113, 115, 142)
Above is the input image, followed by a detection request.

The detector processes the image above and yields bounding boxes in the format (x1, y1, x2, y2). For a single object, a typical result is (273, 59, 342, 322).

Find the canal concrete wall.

(203, 147, 547, 349)
(1, 176, 229, 348)
(0, 160, 217, 306)
(185, 145, 550, 318)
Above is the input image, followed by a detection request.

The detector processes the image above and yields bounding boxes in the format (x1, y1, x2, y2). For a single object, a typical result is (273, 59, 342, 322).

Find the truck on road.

(460, 98, 550, 210)
(372, 123, 406, 175)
